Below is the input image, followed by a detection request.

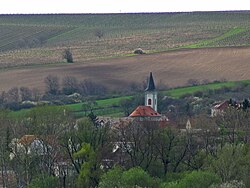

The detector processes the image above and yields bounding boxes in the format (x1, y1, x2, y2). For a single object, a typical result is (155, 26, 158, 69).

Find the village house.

(210, 99, 246, 117)
(9, 135, 71, 178)
(129, 72, 168, 122)
(211, 100, 230, 117)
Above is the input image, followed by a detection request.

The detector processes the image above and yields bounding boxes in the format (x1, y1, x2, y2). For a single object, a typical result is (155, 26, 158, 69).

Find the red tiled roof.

(18, 135, 37, 145)
(129, 106, 161, 117)
(212, 101, 229, 110)
(18, 135, 56, 145)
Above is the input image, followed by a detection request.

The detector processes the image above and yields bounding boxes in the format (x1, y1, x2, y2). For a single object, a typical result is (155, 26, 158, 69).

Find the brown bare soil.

(1, 47, 250, 93)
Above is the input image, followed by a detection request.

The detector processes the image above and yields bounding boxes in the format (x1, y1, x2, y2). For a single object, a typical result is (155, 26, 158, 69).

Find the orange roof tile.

(18, 135, 56, 145)
(212, 101, 229, 110)
(129, 106, 161, 117)
(18, 135, 37, 145)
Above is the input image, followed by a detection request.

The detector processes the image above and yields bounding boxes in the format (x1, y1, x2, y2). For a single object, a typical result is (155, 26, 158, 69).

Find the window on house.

(148, 99, 152, 105)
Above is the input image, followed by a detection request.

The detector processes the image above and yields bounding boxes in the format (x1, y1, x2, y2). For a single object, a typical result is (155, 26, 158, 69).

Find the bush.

(4, 102, 20, 111)
(63, 48, 73, 63)
(216, 180, 246, 188)
(134, 48, 145, 54)
(27, 174, 59, 188)
(178, 171, 221, 188)
(20, 101, 37, 109)
(161, 171, 221, 188)
(164, 172, 186, 183)
(99, 167, 160, 188)
(99, 166, 124, 188)
(207, 144, 250, 185)
(122, 167, 159, 187)
(193, 91, 203, 98)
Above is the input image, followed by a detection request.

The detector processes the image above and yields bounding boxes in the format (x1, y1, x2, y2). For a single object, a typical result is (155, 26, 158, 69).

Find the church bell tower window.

(148, 99, 152, 105)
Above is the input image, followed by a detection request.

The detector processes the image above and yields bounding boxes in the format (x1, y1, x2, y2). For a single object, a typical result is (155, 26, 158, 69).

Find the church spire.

(145, 72, 155, 91)
(145, 72, 158, 112)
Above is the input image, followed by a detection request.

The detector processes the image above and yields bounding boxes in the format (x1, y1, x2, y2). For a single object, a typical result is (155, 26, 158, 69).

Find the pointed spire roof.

(145, 72, 156, 91)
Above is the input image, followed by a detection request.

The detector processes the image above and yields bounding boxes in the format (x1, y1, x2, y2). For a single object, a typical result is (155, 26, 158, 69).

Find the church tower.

(145, 72, 158, 112)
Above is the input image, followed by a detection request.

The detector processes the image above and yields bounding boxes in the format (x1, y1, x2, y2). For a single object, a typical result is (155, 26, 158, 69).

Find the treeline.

(0, 75, 109, 111)
(44, 75, 107, 97)
(0, 74, 167, 113)
(1, 105, 250, 187)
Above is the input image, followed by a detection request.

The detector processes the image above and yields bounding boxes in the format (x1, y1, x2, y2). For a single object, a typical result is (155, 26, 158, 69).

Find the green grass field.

(11, 80, 250, 118)
(69, 80, 250, 117)
(184, 27, 250, 48)
(67, 95, 132, 111)
(164, 80, 250, 98)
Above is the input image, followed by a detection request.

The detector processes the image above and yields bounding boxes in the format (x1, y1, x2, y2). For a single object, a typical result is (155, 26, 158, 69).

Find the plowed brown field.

(1, 47, 250, 92)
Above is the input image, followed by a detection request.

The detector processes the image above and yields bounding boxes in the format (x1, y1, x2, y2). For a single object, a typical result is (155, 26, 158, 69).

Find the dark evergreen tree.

(242, 98, 250, 110)
(63, 48, 73, 63)
(88, 111, 99, 127)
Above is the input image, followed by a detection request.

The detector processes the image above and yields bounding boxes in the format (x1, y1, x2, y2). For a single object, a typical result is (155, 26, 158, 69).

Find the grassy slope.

(69, 80, 250, 117)
(0, 12, 250, 67)
(184, 28, 248, 48)
(10, 80, 250, 118)
(68, 95, 132, 111)
(164, 80, 250, 98)
(2, 12, 250, 117)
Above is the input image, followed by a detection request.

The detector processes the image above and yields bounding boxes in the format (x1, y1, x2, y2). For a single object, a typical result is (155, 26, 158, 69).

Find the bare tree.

(20, 87, 32, 101)
(215, 107, 250, 144)
(202, 79, 210, 85)
(32, 88, 42, 102)
(45, 75, 60, 95)
(7, 87, 19, 103)
(62, 76, 78, 95)
(187, 79, 200, 86)
(0, 91, 7, 107)
(3, 87, 20, 110)
(116, 121, 159, 170)
(153, 127, 188, 174)
(78, 79, 107, 96)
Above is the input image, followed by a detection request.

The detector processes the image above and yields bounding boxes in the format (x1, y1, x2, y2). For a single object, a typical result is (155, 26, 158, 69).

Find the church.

(129, 72, 164, 121)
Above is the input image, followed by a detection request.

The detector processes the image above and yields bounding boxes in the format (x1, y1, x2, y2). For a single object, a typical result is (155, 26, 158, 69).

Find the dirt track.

(1, 47, 250, 92)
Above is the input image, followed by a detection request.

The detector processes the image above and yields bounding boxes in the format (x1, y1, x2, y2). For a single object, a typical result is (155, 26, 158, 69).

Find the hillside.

(0, 12, 250, 92)
(0, 47, 250, 92)
(0, 11, 250, 67)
